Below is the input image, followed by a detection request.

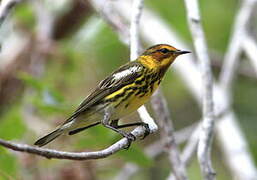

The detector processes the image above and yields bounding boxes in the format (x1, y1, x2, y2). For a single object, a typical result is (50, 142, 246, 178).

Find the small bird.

(34, 44, 190, 148)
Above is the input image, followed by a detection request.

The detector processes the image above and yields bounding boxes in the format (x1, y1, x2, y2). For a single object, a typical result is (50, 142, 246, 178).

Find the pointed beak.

(174, 50, 191, 55)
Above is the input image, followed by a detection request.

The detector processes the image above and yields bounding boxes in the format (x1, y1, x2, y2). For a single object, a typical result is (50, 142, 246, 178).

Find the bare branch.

(219, 0, 257, 94)
(151, 90, 188, 180)
(243, 34, 257, 75)
(181, 124, 200, 166)
(0, 127, 146, 160)
(180, 109, 229, 169)
(0, 0, 20, 26)
(114, 141, 162, 180)
(115, 124, 196, 180)
(183, 0, 216, 179)
(89, 0, 130, 44)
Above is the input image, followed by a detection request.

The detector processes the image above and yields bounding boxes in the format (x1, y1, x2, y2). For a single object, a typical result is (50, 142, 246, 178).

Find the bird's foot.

(141, 123, 150, 140)
(123, 133, 136, 150)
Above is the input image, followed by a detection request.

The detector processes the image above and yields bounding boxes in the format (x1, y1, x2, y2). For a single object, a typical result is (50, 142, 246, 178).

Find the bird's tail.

(34, 128, 64, 147)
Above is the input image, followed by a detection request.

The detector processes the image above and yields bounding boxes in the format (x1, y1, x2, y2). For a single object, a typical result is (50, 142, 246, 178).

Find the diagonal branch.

(151, 90, 188, 180)
(219, 0, 257, 95)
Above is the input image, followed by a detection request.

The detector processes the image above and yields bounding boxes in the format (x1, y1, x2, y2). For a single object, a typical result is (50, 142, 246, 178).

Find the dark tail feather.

(34, 128, 63, 147)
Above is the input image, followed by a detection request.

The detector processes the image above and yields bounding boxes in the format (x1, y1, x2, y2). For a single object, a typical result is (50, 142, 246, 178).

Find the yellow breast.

(112, 80, 160, 119)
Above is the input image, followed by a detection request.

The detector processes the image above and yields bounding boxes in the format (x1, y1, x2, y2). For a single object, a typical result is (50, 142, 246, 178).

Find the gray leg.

(101, 110, 136, 149)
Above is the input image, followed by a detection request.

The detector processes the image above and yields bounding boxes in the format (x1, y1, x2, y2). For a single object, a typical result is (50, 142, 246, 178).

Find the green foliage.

(0, 148, 18, 179)
(75, 125, 115, 148)
(18, 72, 67, 115)
(0, 107, 25, 179)
(118, 145, 153, 167)
(13, 2, 36, 30)
(146, 0, 237, 52)
(0, 106, 26, 140)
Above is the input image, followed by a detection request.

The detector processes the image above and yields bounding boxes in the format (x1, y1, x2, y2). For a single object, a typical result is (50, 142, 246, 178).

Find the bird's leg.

(102, 110, 136, 149)
(68, 122, 101, 135)
(110, 120, 150, 139)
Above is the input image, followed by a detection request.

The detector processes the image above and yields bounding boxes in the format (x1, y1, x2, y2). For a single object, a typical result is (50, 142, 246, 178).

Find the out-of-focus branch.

(130, 0, 143, 60)
(53, 0, 93, 40)
(210, 51, 256, 79)
(0, 126, 147, 160)
(219, 0, 257, 95)
(181, 124, 200, 166)
(89, 0, 130, 44)
(151, 90, 188, 180)
(115, 124, 196, 180)
(183, 0, 216, 179)
(116, 110, 227, 180)
(0, 0, 20, 26)
(114, 141, 162, 180)
(243, 34, 257, 75)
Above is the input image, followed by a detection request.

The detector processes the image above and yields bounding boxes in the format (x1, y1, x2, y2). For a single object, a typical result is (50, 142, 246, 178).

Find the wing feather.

(64, 61, 144, 123)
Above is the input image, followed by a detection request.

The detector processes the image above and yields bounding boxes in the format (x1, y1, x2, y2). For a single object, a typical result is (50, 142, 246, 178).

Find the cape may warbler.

(35, 44, 190, 148)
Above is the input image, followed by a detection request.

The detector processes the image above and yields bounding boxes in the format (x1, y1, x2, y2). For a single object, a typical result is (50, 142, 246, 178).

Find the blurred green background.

(0, 0, 256, 179)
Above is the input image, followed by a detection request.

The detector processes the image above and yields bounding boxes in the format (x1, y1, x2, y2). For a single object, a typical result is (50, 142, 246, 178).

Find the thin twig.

(0, 126, 146, 160)
(183, 0, 216, 179)
(89, 0, 130, 44)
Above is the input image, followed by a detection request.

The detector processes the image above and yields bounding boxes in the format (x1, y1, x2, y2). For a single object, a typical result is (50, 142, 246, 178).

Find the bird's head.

(139, 44, 190, 70)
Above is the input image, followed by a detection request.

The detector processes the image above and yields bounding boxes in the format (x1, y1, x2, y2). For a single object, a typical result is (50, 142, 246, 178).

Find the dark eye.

(159, 48, 169, 54)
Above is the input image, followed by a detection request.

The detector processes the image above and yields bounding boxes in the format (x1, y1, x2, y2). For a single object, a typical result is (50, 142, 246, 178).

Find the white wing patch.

(113, 66, 141, 80)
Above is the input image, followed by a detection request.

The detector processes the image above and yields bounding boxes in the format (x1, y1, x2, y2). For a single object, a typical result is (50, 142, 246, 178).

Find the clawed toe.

(123, 133, 136, 150)
(141, 123, 150, 140)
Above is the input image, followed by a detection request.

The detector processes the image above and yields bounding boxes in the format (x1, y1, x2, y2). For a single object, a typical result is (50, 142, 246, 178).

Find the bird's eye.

(159, 48, 169, 54)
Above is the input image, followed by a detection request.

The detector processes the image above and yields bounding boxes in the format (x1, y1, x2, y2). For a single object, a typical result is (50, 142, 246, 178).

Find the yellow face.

(139, 44, 190, 70)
